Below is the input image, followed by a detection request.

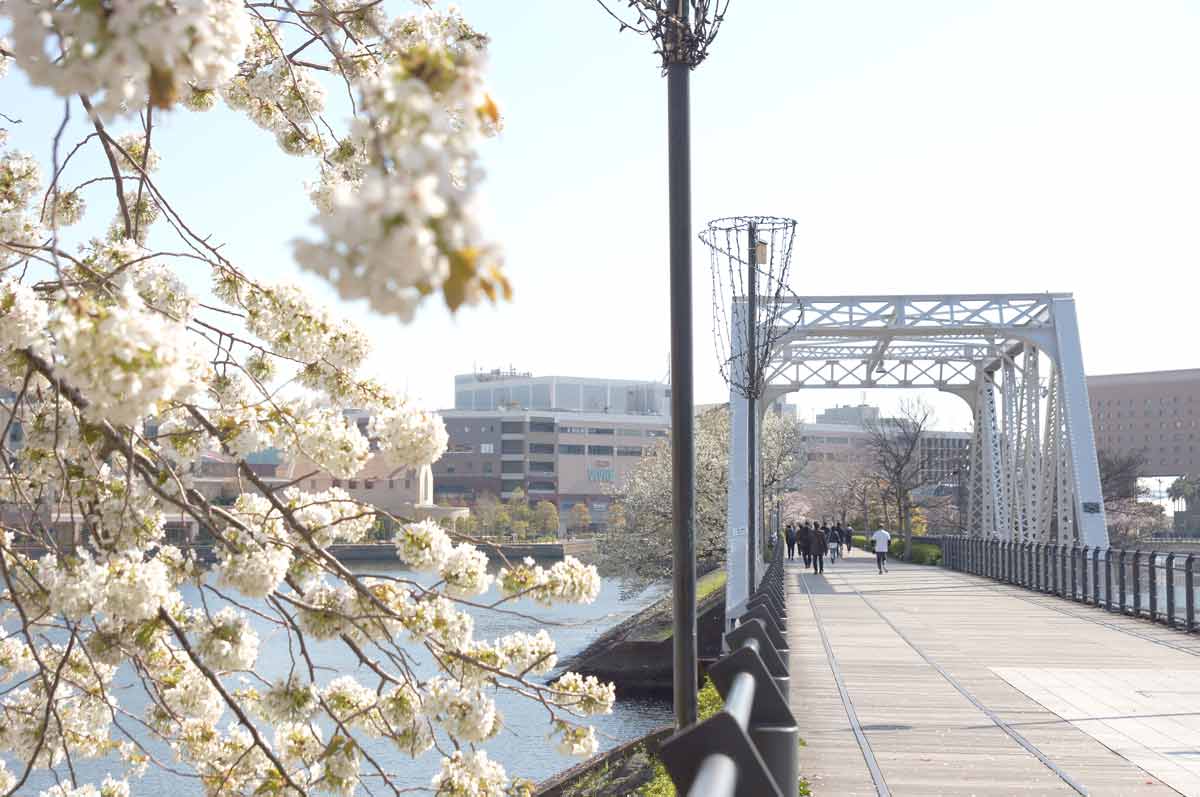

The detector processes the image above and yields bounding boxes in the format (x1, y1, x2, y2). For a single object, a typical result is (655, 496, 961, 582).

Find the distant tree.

(863, 399, 936, 561)
(604, 406, 805, 588)
(606, 502, 628, 535)
(799, 459, 871, 528)
(533, 500, 560, 537)
(1098, 449, 1148, 503)
(1167, 474, 1198, 512)
(569, 503, 591, 535)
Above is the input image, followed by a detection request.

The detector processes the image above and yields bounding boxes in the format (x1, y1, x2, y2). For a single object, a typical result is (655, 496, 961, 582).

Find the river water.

(11, 561, 672, 795)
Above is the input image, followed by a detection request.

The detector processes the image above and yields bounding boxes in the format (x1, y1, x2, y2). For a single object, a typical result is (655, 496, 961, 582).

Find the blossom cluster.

(50, 284, 204, 427)
(4, 0, 252, 118)
(294, 7, 508, 321)
(498, 556, 603, 606)
(0, 149, 45, 266)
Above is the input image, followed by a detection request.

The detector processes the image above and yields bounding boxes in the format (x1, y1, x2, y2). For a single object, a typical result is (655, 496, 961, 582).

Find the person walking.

(785, 523, 797, 561)
(826, 523, 838, 563)
(811, 524, 828, 574)
(872, 527, 892, 574)
(844, 524, 855, 556)
(799, 522, 813, 567)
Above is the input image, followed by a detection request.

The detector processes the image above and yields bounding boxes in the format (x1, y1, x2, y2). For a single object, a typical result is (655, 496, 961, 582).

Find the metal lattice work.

(592, 0, 730, 68)
(703, 216, 798, 401)
(722, 292, 1108, 620)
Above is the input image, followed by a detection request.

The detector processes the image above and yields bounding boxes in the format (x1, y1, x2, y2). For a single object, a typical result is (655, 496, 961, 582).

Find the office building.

(453, 369, 669, 416)
(432, 408, 669, 529)
(1087, 369, 1200, 477)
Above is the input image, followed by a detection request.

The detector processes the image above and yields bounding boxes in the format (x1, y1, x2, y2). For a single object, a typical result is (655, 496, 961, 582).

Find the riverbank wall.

(558, 569, 728, 695)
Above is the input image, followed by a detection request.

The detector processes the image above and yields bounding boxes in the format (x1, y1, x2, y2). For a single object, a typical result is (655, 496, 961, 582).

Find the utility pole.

(746, 221, 758, 591)
(666, 0, 697, 730)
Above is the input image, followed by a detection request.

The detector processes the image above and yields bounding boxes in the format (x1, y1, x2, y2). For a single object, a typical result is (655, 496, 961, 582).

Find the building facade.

(802, 418, 970, 488)
(453, 369, 669, 417)
(1087, 369, 1200, 477)
(432, 409, 669, 528)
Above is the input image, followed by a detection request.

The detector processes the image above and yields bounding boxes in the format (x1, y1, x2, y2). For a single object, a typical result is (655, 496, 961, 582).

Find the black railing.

(943, 537, 1200, 632)
(658, 544, 798, 796)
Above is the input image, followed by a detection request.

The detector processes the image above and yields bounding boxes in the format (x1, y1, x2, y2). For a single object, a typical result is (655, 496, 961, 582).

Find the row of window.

(326, 478, 411, 490)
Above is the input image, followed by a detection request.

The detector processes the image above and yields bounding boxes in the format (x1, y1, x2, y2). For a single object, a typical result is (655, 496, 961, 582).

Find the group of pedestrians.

(783, 521, 853, 574)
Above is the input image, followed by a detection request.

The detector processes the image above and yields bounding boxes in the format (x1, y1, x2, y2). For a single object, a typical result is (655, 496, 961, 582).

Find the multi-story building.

(815, 403, 880, 426)
(432, 409, 669, 529)
(453, 369, 669, 416)
(1087, 369, 1200, 477)
(802, 414, 970, 488)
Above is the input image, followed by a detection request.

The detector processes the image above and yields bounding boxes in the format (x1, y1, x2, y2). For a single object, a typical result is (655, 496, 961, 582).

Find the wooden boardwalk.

(787, 549, 1200, 796)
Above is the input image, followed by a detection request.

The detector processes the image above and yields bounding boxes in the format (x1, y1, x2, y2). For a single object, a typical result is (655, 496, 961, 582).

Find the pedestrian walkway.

(788, 549, 1200, 796)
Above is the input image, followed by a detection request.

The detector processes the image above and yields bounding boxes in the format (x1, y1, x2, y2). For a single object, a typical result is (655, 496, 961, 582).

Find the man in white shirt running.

(871, 528, 892, 574)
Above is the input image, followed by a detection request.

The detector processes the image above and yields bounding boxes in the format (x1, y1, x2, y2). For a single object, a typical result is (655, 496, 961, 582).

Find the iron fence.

(658, 544, 798, 796)
(943, 537, 1199, 632)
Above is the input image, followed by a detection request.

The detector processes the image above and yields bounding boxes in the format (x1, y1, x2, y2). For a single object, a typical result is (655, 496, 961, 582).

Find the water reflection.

(10, 560, 671, 794)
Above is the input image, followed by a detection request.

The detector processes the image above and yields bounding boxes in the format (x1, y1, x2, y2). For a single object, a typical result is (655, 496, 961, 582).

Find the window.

(332, 479, 342, 488)
(559, 444, 585, 455)
(364, 479, 375, 489)
(529, 443, 555, 454)
(480, 443, 495, 454)
(449, 442, 474, 453)
(528, 480, 555, 492)
(501, 421, 525, 434)
(501, 461, 523, 474)
(388, 479, 395, 489)
(529, 461, 555, 473)
(529, 421, 555, 433)
(617, 446, 643, 457)
(588, 445, 613, 456)
(647, 430, 667, 438)
(617, 429, 643, 437)
(483, 463, 493, 473)
(501, 440, 525, 454)
(588, 427, 615, 435)
(560, 426, 587, 434)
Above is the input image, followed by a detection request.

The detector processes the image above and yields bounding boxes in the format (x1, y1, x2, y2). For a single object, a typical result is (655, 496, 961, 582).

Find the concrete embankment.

(558, 569, 728, 695)
(535, 726, 672, 797)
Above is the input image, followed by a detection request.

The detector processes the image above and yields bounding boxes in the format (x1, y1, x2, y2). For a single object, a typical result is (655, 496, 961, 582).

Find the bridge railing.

(657, 543, 798, 796)
(943, 537, 1199, 632)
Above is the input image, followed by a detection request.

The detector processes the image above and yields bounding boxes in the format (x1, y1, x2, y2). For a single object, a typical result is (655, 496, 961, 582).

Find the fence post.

(1118, 549, 1128, 614)
(1092, 547, 1100, 606)
(1187, 554, 1196, 633)
(1166, 553, 1175, 628)
(1133, 550, 1142, 617)
(1041, 543, 1050, 593)
(1105, 549, 1114, 612)
(1070, 544, 1078, 601)
(1149, 551, 1159, 623)
(1060, 543, 1069, 598)
(1079, 546, 1088, 603)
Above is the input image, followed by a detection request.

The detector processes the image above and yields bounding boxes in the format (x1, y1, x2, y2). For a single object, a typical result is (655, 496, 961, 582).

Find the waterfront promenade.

(789, 551, 1200, 796)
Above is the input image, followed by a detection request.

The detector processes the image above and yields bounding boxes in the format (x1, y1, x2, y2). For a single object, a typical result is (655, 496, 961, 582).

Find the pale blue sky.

(4, 1, 1199, 430)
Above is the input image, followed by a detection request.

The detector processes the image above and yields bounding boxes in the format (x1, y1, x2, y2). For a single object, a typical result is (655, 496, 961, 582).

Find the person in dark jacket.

(798, 522, 813, 567)
(811, 525, 828, 574)
(827, 523, 839, 563)
(784, 523, 797, 560)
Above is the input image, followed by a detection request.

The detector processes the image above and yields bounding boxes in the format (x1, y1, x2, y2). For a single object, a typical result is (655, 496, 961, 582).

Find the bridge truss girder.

(725, 293, 1107, 618)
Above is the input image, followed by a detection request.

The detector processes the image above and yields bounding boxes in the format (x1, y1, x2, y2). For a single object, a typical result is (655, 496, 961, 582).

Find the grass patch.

(852, 535, 942, 566)
(639, 679, 812, 796)
(644, 570, 727, 642)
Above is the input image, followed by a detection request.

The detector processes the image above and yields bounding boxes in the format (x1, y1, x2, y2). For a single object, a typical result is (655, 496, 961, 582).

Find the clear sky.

(4, 1, 1198, 431)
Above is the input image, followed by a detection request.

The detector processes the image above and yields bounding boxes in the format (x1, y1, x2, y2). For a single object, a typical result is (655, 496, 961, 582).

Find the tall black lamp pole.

(666, 0, 697, 730)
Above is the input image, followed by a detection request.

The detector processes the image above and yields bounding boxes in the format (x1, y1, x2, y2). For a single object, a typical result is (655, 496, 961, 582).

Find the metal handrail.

(942, 536, 1200, 631)
(658, 544, 797, 797)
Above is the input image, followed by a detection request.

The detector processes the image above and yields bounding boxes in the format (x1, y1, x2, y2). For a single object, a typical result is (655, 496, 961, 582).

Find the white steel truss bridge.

(725, 293, 1107, 616)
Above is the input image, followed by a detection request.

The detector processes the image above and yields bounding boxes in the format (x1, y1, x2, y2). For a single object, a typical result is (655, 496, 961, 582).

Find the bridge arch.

(726, 294, 1107, 617)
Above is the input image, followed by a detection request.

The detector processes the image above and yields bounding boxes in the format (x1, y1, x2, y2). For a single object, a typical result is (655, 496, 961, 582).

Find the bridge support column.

(1051, 297, 1108, 549)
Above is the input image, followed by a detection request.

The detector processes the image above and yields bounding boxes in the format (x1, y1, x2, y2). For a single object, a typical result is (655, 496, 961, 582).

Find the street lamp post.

(665, 4, 698, 730)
